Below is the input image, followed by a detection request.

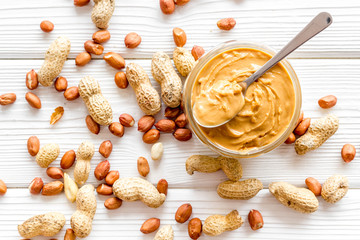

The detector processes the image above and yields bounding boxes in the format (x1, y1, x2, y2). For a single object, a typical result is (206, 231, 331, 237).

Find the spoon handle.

(244, 12, 333, 87)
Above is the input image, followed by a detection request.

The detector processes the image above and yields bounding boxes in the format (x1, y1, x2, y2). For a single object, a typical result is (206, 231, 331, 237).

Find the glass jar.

(183, 40, 302, 158)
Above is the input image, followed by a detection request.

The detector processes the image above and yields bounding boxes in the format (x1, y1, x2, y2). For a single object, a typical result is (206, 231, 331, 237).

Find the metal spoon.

(194, 12, 333, 128)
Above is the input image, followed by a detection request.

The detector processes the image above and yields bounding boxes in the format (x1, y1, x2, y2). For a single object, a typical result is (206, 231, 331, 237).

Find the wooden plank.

(0, 188, 359, 240)
(0, 59, 359, 188)
(0, 0, 359, 59)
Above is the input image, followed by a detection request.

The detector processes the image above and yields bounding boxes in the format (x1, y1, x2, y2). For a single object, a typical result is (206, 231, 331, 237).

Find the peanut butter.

(192, 48, 295, 152)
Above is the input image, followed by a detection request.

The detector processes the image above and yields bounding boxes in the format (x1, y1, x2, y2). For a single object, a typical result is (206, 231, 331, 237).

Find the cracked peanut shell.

(217, 179, 263, 200)
(186, 155, 242, 181)
(112, 177, 166, 208)
(269, 182, 319, 213)
(321, 175, 349, 203)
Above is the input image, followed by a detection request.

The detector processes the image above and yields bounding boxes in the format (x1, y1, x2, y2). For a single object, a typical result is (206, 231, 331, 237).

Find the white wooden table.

(0, 0, 359, 239)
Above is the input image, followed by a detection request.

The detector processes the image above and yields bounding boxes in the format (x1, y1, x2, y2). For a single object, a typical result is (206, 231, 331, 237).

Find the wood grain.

(1, 188, 359, 240)
(0, 0, 359, 59)
(0, 59, 359, 188)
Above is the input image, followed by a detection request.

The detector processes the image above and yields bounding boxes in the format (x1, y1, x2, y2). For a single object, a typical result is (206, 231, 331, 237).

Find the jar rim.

(183, 40, 302, 158)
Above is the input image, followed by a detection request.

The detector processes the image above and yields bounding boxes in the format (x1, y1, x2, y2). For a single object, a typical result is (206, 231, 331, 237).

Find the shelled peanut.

(25, 92, 41, 109)
(61, 150, 76, 169)
(99, 140, 113, 158)
(137, 157, 150, 177)
(40, 20, 54, 32)
(29, 177, 44, 194)
(96, 183, 113, 195)
(217, 18, 236, 30)
(27, 136, 40, 156)
(0, 93, 17, 106)
(140, 218, 160, 234)
(125, 32, 142, 48)
(114, 72, 128, 89)
(64, 173, 78, 203)
(341, 144, 356, 163)
(92, 30, 111, 43)
(0, 180, 7, 195)
(248, 210, 264, 231)
(175, 203, 192, 223)
(25, 69, 38, 90)
(104, 197, 122, 210)
(105, 170, 120, 185)
(94, 160, 110, 180)
(188, 218, 202, 239)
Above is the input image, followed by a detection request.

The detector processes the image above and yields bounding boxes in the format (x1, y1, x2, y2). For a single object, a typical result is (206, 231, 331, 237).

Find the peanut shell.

(217, 179, 263, 200)
(38, 36, 71, 87)
(36, 143, 60, 168)
(321, 175, 349, 203)
(79, 76, 113, 125)
(112, 177, 166, 208)
(203, 210, 243, 236)
(186, 155, 242, 181)
(173, 47, 196, 77)
(152, 52, 182, 108)
(269, 182, 319, 213)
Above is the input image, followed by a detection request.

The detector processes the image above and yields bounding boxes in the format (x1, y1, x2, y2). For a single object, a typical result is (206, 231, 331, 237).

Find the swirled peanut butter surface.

(192, 48, 295, 152)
